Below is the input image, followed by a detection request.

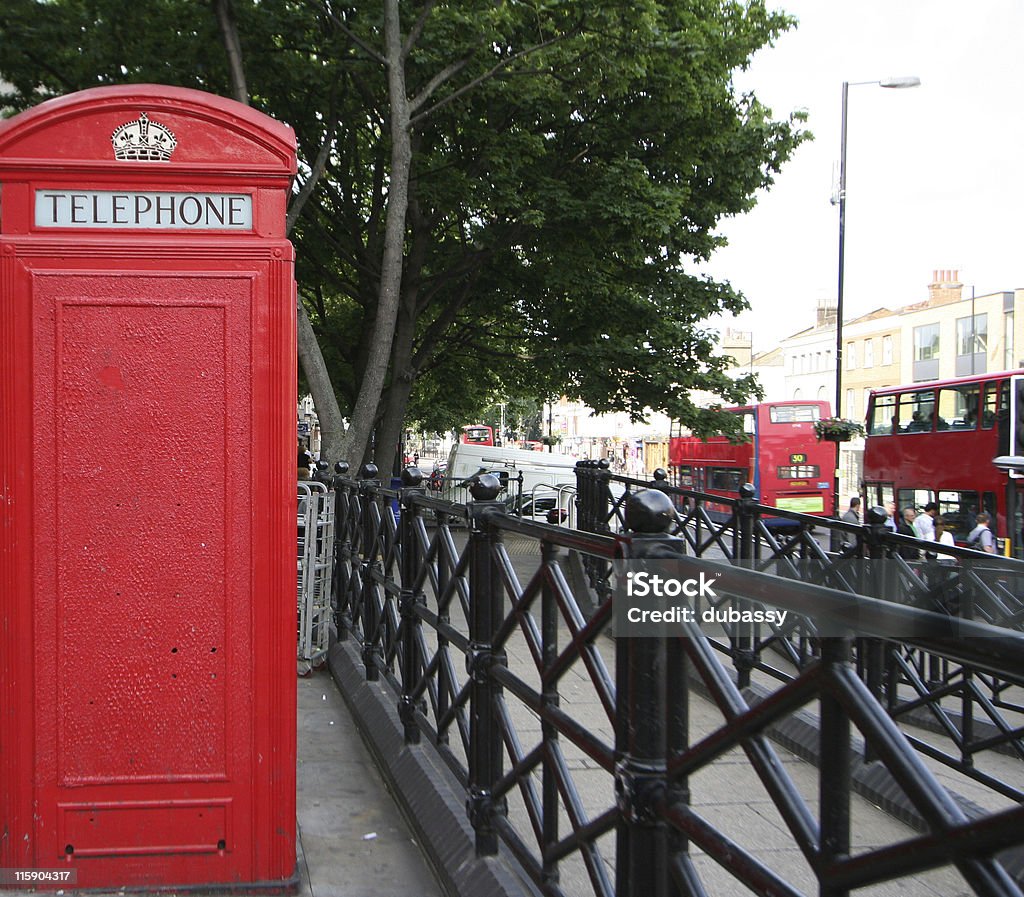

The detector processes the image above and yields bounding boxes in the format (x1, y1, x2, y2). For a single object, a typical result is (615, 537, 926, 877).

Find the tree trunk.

(297, 298, 346, 464)
(211, 0, 248, 105)
(374, 291, 418, 477)
(338, 0, 411, 468)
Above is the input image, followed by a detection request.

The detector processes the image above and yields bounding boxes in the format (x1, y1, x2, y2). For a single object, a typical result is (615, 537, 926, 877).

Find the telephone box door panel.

(31, 268, 255, 883)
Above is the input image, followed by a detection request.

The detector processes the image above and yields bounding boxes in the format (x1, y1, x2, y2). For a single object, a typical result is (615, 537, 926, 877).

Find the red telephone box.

(0, 86, 297, 890)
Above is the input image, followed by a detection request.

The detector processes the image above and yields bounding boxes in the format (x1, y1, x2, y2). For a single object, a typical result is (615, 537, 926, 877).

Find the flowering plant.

(813, 417, 865, 442)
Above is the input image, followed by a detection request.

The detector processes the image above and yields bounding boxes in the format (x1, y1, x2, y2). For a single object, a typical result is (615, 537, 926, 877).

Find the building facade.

(751, 269, 1024, 506)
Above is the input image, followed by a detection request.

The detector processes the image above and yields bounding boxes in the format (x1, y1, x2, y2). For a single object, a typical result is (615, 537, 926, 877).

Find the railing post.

(959, 558, 976, 768)
(819, 637, 852, 897)
(733, 483, 759, 689)
(466, 474, 507, 856)
(398, 466, 426, 744)
(331, 461, 352, 641)
(616, 491, 684, 897)
(860, 505, 889, 763)
(358, 462, 381, 681)
(575, 460, 594, 532)
(541, 538, 561, 887)
(650, 468, 671, 493)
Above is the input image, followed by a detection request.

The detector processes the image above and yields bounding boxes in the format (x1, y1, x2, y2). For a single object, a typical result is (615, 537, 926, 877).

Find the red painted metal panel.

(0, 86, 296, 890)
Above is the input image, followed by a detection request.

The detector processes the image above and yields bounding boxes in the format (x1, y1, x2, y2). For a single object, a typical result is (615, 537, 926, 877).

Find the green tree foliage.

(0, 0, 806, 464)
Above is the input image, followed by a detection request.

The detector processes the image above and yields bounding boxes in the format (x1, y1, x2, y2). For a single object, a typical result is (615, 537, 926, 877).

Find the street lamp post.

(833, 75, 920, 516)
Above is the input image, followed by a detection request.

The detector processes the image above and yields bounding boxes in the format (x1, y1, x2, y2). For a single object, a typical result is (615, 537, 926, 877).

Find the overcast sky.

(702, 0, 1024, 354)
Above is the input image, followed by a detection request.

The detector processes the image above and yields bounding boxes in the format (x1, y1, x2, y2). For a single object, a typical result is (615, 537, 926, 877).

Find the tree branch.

(409, 31, 572, 128)
(401, 0, 437, 61)
(287, 112, 340, 235)
(318, 0, 386, 65)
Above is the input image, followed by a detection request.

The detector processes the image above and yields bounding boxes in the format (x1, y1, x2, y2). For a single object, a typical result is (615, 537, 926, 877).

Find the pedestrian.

(913, 501, 938, 542)
(897, 507, 920, 560)
(884, 500, 898, 533)
(966, 511, 997, 554)
(935, 515, 956, 550)
(833, 496, 861, 552)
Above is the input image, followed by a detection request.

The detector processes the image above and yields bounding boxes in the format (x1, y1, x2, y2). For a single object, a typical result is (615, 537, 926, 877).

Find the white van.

(440, 444, 577, 504)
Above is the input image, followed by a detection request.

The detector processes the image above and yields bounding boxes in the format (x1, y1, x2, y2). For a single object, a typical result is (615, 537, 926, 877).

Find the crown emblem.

(111, 112, 177, 161)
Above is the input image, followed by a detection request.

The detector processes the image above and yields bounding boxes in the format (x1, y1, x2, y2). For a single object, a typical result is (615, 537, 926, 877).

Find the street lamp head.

(879, 76, 921, 89)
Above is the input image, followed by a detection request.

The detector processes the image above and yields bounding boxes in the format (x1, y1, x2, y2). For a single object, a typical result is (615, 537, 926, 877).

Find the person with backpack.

(966, 511, 997, 554)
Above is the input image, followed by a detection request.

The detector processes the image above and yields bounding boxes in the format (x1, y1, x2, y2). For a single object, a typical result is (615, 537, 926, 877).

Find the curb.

(328, 638, 541, 897)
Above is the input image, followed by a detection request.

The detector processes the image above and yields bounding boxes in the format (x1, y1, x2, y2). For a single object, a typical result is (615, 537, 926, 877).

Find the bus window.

(995, 381, 1011, 455)
(898, 390, 935, 432)
(1016, 380, 1024, 454)
(865, 483, 895, 508)
(769, 404, 821, 423)
(677, 465, 694, 488)
(897, 488, 932, 515)
(937, 490, 981, 541)
(981, 381, 1003, 429)
(741, 412, 755, 435)
(869, 394, 896, 435)
(937, 384, 980, 430)
(709, 467, 745, 492)
(777, 463, 820, 479)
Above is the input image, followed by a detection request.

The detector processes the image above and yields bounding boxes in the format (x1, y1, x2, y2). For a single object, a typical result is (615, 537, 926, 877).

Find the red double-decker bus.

(863, 370, 1024, 556)
(669, 400, 834, 520)
(461, 424, 494, 446)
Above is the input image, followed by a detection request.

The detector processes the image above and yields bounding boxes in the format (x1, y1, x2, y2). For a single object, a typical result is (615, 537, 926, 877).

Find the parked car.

(505, 490, 574, 524)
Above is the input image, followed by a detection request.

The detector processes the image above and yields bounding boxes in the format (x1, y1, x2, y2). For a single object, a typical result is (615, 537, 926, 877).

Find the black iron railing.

(328, 461, 1024, 897)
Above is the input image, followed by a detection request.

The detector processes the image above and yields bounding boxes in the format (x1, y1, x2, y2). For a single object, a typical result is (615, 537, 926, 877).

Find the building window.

(914, 323, 940, 361)
(882, 335, 893, 366)
(913, 323, 940, 382)
(845, 388, 855, 418)
(956, 314, 987, 355)
(846, 341, 856, 370)
(956, 313, 987, 376)
(863, 339, 874, 368)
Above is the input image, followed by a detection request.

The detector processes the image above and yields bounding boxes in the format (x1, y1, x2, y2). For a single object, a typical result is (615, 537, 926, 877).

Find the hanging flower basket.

(814, 417, 865, 443)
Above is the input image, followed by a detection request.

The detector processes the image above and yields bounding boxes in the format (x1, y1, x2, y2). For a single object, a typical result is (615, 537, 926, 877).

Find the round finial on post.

(739, 482, 757, 501)
(334, 460, 350, 475)
(597, 459, 610, 470)
(652, 468, 668, 483)
(625, 490, 676, 534)
(469, 473, 503, 501)
(401, 465, 425, 487)
(358, 462, 379, 480)
(866, 505, 888, 526)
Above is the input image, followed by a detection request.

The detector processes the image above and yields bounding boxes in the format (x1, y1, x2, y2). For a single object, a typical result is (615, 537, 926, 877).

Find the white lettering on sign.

(34, 190, 253, 230)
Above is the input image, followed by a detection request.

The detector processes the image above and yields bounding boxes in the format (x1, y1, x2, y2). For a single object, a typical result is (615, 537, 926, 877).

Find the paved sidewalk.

(295, 670, 444, 897)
